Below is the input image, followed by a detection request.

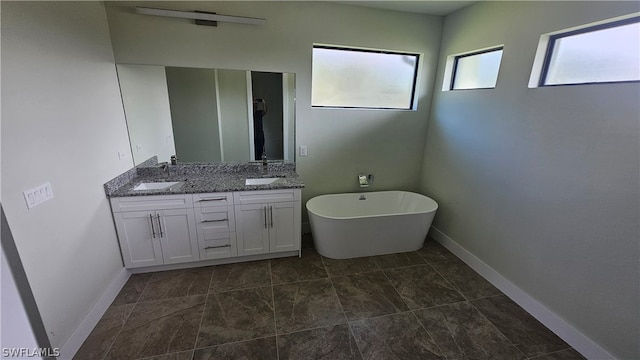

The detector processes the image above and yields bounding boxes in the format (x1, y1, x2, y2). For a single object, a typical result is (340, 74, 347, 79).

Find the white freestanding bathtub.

(306, 191, 438, 259)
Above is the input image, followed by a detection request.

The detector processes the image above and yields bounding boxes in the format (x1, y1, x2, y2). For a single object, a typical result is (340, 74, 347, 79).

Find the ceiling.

(337, 1, 475, 16)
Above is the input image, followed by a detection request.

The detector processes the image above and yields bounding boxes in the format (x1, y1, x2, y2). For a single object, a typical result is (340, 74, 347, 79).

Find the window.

(311, 45, 420, 110)
(531, 15, 640, 87)
(450, 47, 504, 90)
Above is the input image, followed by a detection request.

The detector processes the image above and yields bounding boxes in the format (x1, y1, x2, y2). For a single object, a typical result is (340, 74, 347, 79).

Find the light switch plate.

(23, 182, 54, 209)
(299, 146, 308, 156)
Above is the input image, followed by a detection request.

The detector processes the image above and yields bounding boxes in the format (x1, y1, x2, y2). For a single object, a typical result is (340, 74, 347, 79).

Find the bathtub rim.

(306, 190, 438, 221)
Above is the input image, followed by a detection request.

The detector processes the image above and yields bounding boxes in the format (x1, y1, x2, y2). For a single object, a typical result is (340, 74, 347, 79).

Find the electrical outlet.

(23, 182, 54, 209)
(299, 145, 308, 156)
(117, 151, 128, 160)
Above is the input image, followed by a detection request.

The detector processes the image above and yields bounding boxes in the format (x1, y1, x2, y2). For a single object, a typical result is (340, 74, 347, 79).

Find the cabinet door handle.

(198, 197, 227, 202)
(269, 206, 273, 228)
(202, 218, 228, 223)
(156, 214, 164, 237)
(205, 244, 231, 249)
(263, 206, 267, 229)
(149, 214, 156, 238)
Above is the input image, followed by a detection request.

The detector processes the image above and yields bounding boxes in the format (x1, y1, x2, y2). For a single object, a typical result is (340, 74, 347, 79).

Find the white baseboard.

(58, 268, 130, 360)
(429, 227, 614, 360)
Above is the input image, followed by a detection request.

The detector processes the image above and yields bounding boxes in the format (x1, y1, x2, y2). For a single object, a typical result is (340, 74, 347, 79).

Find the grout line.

(327, 268, 381, 278)
(427, 262, 471, 302)
(379, 267, 410, 310)
(467, 299, 524, 353)
(407, 291, 476, 358)
(320, 255, 366, 360)
(524, 347, 576, 360)
(409, 308, 451, 359)
(193, 266, 216, 356)
(191, 334, 277, 352)
(133, 349, 194, 360)
(348, 308, 417, 324)
(410, 298, 469, 312)
(100, 274, 153, 360)
(271, 274, 331, 287)
(471, 292, 507, 301)
(274, 320, 350, 337)
(268, 260, 280, 360)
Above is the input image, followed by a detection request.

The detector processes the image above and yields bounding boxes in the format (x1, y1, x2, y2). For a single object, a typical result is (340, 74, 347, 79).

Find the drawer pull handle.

(156, 214, 164, 237)
(149, 214, 156, 238)
(263, 206, 267, 229)
(269, 206, 273, 228)
(205, 244, 231, 249)
(198, 197, 227, 202)
(202, 218, 228, 223)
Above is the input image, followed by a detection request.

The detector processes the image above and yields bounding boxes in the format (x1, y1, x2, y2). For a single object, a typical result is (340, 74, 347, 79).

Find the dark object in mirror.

(253, 98, 267, 159)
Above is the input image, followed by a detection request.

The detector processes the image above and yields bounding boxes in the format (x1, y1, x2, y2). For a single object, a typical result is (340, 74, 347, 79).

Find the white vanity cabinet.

(110, 188, 301, 269)
(111, 195, 199, 268)
(234, 189, 301, 256)
(193, 193, 237, 260)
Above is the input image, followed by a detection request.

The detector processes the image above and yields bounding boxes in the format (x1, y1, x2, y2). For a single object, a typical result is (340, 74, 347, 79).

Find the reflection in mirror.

(116, 64, 295, 165)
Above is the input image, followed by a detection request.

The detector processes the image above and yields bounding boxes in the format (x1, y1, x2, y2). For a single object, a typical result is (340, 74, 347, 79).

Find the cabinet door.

(157, 209, 199, 264)
(235, 204, 269, 256)
(268, 202, 300, 253)
(113, 211, 164, 268)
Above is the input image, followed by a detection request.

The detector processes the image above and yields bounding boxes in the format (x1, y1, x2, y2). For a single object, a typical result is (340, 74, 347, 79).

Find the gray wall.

(166, 67, 222, 163)
(1, 1, 132, 349)
(217, 69, 251, 162)
(104, 1, 443, 211)
(421, 2, 639, 359)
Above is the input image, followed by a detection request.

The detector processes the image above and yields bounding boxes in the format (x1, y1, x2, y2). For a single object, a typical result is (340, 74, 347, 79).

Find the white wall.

(421, 2, 639, 359)
(1, 1, 132, 350)
(104, 1, 443, 209)
(117, 64, 176, 165)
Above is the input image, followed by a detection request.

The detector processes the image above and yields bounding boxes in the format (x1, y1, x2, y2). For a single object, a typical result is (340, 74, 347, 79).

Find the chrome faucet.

(159, 162, 170, 178)
(262, 152, 268, 175)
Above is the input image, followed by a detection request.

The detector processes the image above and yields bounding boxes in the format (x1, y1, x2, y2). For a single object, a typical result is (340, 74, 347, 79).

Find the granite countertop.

(105, 159, 304, 198)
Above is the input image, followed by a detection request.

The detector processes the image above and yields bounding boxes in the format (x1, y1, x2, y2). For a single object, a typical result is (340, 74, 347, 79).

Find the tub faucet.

(359, 194, 366, 200)
(358, 174, 374, 188)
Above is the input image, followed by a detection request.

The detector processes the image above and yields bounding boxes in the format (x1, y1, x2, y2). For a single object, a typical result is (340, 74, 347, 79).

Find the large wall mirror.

(116, 64, 296, 165)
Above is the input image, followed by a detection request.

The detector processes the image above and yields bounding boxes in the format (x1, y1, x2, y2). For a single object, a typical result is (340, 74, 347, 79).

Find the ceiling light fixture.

(135, 7, 266, 26)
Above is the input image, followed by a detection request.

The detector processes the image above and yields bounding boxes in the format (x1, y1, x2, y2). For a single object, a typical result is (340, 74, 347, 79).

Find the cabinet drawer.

(233, 189, 300, 205)
(195, 206, 235, 233)
(193, 193, 233, 207)
(200, 232, 237, 259)
(111, 195, 192, 212)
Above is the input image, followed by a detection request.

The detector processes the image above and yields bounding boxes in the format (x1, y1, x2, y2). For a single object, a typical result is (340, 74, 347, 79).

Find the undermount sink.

(133, 181, 184, 191)
(245, 177, 287, 186)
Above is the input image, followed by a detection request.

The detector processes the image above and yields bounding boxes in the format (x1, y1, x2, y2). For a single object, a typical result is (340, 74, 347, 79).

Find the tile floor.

(74, 236, 585, 360)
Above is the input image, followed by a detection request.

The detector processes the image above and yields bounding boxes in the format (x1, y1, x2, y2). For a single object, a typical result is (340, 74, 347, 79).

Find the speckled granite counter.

(104, 157, 304, 197)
